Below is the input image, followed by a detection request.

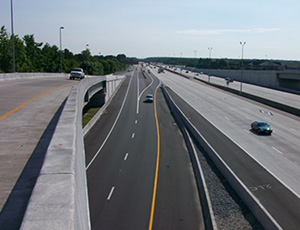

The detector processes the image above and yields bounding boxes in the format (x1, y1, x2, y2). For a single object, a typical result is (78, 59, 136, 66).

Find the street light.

(59, 26, 64, 73)
(11, 0, 15, 72)
(208, 47, 213, 83)
(240, 41, 246, 94)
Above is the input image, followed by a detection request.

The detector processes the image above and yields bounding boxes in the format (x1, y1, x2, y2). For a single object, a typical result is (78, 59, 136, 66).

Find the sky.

(1, 0, 300, 60)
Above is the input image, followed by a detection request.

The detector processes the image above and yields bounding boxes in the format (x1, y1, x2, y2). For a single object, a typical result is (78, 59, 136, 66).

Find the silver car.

(70, 68, 85, 80)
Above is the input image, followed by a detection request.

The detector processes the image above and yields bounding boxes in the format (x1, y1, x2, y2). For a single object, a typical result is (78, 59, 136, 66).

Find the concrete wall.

(188, 68, 300, 92)
(20, 75, 123, 230)
(0, 72, 68, 81)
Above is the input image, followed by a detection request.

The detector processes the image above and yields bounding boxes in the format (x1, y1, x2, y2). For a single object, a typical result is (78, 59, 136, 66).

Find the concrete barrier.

(0, 72, 68, 81)
(161, 85, 216, 230)
(161, 85, 281, 230)
(19, 75, 123, 230)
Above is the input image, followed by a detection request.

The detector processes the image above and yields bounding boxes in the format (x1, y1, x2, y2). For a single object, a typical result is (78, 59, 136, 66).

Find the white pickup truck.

(69, 68, 85, 80)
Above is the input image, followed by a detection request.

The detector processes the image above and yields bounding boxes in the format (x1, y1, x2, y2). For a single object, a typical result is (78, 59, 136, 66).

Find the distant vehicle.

(70, 68, 85, 80)
(144, 94, 154, 103)
(158, 68, 164, 73)
(225, 77, 234, 83)
(148, 69, 151, 73)
(251, 121, 273, 135)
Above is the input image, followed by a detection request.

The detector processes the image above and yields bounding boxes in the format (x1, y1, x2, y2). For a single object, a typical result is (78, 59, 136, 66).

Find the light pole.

(208, 47, 213, 83)
(193, 50, 197, 72)
(86, 44, 89, 50)
(239, 41, 246, 95)
(10, 0, 15, 72)
(59, 26, 64, 73)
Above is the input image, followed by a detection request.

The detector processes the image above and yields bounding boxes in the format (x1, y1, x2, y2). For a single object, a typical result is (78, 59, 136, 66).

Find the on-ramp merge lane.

(85, 67, 203, 230)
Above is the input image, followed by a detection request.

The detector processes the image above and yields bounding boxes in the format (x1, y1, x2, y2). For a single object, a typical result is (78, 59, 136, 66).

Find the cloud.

(176, 28, 281, 35)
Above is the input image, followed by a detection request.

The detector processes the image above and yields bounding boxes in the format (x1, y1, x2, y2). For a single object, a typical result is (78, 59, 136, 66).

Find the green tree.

(23, 34, 43, 71)
(0, 26, 12, 72)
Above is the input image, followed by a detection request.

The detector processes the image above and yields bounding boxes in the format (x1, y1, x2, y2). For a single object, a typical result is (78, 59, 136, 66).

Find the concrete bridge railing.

(20, 75, 125, 230)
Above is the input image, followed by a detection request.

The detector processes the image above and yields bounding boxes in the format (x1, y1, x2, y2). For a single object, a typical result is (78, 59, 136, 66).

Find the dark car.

(144, 94, 154, 103)
(251, 121, 273, 135)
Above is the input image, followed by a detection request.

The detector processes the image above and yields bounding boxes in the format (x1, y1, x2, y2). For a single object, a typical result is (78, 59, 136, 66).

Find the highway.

(152, 67, 300, 229)
(85, 67, 204, 230)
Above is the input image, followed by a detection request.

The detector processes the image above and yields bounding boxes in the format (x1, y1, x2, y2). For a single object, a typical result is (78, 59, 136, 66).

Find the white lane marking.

(272, 147, 283, 155)
(225, 116, 230, 121)
(107, 186, 115, 200)
(244, 129, 250, 134)
(139, 73, 154, 100)
(137, 72, 155, 115)
(124, 153, 129, 160)
(137, 70, 140, 114)
(135, 120, 138, 124)
(132, 133, 135, 139)
(86, 71, 135, 170)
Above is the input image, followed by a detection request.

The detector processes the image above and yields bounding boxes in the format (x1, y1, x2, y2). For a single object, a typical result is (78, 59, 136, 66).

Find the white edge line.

(86, 71, 135, 170)
(137, 67, 140, 114)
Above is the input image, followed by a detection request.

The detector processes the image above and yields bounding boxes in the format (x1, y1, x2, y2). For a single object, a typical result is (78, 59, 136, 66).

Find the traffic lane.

(155, 71, 300, 195)
(169, 67, 300, 110)
(166, 88, 300, 229)
(87, 69, 160, 229)
(153, 88, 204, 230)
(84, 74, 132, 165)
(0, 78, 73, 211)
(0, 78, 71, 117)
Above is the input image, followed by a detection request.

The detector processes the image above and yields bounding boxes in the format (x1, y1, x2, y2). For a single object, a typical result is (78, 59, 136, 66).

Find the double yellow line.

(148, 84, 160, 230)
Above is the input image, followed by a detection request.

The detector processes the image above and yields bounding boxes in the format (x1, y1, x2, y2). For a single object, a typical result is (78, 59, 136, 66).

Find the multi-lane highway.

(85, 67, 204, 230)
(152, 67, 300, 229)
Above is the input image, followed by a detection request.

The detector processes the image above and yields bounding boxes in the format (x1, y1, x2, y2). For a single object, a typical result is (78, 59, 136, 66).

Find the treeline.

(0, 26, 137, 74)
(144, 57, 241, 70)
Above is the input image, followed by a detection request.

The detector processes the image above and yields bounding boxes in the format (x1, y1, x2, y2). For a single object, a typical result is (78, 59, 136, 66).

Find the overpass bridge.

(0, 72, 126, 229)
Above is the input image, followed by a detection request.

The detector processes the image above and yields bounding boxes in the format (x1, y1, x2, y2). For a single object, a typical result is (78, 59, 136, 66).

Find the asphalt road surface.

(85, 67, 204, 230)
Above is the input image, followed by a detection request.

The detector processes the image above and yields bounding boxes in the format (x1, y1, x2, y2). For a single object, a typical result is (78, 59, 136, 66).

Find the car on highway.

(70, 68, 85, 80)
(251, 121, 273, 135)
(144, 94, 154, 103)
(225, 77, 234, 82)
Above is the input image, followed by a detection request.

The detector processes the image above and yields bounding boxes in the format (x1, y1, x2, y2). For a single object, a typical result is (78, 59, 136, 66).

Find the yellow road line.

(148, 85, 160, 230)
(0, 82, 74, 121)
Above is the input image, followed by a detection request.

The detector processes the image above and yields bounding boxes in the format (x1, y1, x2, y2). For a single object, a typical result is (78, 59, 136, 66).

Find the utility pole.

(59, 26, 64, 73)
(208, 47, 213, 83)
(11, 0, 15, 72)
